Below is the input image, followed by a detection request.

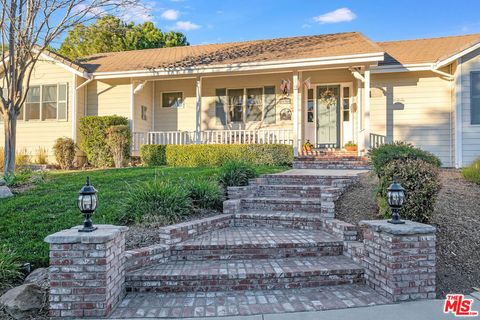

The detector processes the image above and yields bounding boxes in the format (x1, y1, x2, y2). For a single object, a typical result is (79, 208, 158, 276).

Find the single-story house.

(1, 31, 480, 167)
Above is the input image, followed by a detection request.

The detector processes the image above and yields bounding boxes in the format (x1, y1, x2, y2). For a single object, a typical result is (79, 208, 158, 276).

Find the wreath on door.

(319, 89, 337, 109)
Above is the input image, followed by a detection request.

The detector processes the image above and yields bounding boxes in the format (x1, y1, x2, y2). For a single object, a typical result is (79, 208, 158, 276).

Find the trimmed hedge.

(140, 144, 293, 167)
(368, 141, 441, 177)
(79, 116, 129, 167)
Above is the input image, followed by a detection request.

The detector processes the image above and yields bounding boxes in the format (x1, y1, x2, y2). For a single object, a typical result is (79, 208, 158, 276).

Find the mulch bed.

(335, 169, 480, 298)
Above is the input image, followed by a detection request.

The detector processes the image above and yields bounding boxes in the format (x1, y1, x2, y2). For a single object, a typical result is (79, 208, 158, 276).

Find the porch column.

(293, 71, 299, 156)
(363, 66, 371, 152)
(195, 77, 202, 144)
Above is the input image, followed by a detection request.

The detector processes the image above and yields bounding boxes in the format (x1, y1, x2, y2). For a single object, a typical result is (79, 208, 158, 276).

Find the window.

(162, 92, 183, 108)
(343, 87, 350, 122)
(24, 84, 67, 121)
(26, 86, 41, 120)
(141, 105, 148, 121)
(307, 89, 314, 123)
(471, 72, 480, 125)
(228, 89, 244, 122)
(246, 88, 262, 122)
(263, 86, 276, 124)
(42, 85, 57, 120)
(215, 88, 227, 125)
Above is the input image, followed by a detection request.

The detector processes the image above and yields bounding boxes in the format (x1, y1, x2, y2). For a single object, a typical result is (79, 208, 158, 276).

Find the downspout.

(455, 59, 463, 168)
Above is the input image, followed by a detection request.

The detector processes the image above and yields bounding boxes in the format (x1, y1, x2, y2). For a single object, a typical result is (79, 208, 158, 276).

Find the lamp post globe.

(77, 177, 98, 232)
(387, 180, 406, 224)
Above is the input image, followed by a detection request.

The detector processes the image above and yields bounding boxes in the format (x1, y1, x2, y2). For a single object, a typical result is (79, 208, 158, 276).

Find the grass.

(0, 165, 286, 271)
(461, 158, 480, 184)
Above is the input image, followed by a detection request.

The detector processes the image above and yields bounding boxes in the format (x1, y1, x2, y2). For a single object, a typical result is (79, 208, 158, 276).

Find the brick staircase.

(293, 150, 370, 170)
(112, 169, 391, 318)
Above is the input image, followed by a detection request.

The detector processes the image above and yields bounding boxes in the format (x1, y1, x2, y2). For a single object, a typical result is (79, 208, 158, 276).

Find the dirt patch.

(433, 169, 480, 297)
(335, 169, 480, 297)
(125, 209, 220, 250)
(335, 172, 383, 225)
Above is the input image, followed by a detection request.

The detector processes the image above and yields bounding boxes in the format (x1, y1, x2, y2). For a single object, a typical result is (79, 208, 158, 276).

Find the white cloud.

(161, 9, 180, 20)
(119, 3, 153, 24)
(172, 20, 201, 31)
(313, 8, 356, 24)
(302, 24, 311, 29)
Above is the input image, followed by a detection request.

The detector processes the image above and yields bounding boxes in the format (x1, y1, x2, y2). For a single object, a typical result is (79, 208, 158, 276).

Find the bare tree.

(0, 0, 139, 174)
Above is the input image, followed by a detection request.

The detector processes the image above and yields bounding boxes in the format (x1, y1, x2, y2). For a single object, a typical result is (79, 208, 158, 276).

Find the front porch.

(128, 64, 379, 156)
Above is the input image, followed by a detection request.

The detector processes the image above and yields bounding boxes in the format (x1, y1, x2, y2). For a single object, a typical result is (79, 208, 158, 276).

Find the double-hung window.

(224, 87, 276, 124)
(25, 84, 68, 121)
(471, 72, 480, 125)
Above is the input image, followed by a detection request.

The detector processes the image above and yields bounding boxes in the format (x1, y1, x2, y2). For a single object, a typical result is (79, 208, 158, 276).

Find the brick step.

(111, 284, 391, 318)
(240, 197, 333, 216)
(234, 211, 327, 230)
(259, 174, 355, 188)
(125, 256, 365, 293)
(293, 162, 370, 170)
(169, 226, 343, 261)
(254, 184, 341, 200)
(295, 156, 369, 161)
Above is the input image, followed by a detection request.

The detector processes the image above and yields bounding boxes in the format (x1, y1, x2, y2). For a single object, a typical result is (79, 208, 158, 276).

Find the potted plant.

(303, 140, 314, 153)
(344, 141, 357, 152)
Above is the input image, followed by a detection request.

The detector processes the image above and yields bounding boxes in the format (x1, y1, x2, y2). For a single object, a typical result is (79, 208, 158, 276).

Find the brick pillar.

(44, 225, 128, 318)
(359, 220, 436, 302)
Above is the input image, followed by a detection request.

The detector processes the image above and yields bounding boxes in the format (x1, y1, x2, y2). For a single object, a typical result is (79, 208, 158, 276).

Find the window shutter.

(263, 86, 276, 124)
(57, 84, 68, 121)
(215, 88, 227, 125)
(471, 72, 480, 125)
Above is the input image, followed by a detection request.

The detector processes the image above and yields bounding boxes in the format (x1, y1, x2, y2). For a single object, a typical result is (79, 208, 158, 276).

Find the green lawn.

(0, 165, 286, 269)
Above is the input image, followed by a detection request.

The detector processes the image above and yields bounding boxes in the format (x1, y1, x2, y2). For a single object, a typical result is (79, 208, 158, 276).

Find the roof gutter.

(90, 52, 385, 80)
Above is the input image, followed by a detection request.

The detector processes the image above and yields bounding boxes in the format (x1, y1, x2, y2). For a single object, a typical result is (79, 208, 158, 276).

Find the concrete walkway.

(112, 295, 480, 320)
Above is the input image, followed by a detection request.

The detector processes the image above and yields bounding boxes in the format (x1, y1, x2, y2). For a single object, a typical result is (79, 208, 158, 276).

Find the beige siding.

(459, 48, 480, 165)
(86, 79, 131, 118)
(0, 59, 75, 161)
(153, 78, 196, 131)
(371, 71, 454, 166)
(133, 81, 152, 133)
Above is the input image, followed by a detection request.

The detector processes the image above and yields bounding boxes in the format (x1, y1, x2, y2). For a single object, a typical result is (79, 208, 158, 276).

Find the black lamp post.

(77, 177, 98, 232)
(387, 180, 406, 224)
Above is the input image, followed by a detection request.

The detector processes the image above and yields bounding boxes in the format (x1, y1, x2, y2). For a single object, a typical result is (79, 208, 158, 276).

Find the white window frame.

(23, 83, 68, 122)
(226, 86, 272, 124)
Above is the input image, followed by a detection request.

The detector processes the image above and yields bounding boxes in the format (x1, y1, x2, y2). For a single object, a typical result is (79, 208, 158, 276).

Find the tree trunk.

(3, 109, 17, 175)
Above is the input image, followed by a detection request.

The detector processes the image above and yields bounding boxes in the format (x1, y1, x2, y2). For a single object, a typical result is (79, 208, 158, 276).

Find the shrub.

(462, 158, 480, 184)
(35, 147, 48, 165)
(140, 144, 293, 167)
(218, 161, 258, 188)
(140, 145, 166, 166)
(3, 168, 45, 188)
(53, 137, 76, 170)
(369, 141, 441, 177)
(123, 179, 192, 225)
(15, 148, 30, 167)
(106, 125, 131, 168)
(379, 158, 441, 223)
(185, 179, 223, 210)
(79, 116, 129, 167)
(0, 246, 23, 288)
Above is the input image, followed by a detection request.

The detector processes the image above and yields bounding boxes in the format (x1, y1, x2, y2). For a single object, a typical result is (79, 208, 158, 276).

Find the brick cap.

(44, 224, 128, 244)
(359, 220, 435, 235)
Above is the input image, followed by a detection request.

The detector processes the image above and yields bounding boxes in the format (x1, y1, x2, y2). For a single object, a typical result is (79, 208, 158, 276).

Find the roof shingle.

(379, 33, 480, 65)
(76, 32, 383, 73)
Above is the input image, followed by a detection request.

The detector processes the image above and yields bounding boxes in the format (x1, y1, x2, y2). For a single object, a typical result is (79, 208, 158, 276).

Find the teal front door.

(316, 85, 340, 148)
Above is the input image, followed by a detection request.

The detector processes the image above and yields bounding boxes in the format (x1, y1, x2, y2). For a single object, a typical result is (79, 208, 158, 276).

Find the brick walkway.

(110, 284, 390, 318)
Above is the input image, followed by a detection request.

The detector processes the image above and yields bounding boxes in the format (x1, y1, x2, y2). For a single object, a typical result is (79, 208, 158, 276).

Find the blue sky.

(126, 0, 480, 45)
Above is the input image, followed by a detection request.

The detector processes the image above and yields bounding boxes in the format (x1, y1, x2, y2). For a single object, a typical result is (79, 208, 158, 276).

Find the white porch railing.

(132, 129, 294, 151)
